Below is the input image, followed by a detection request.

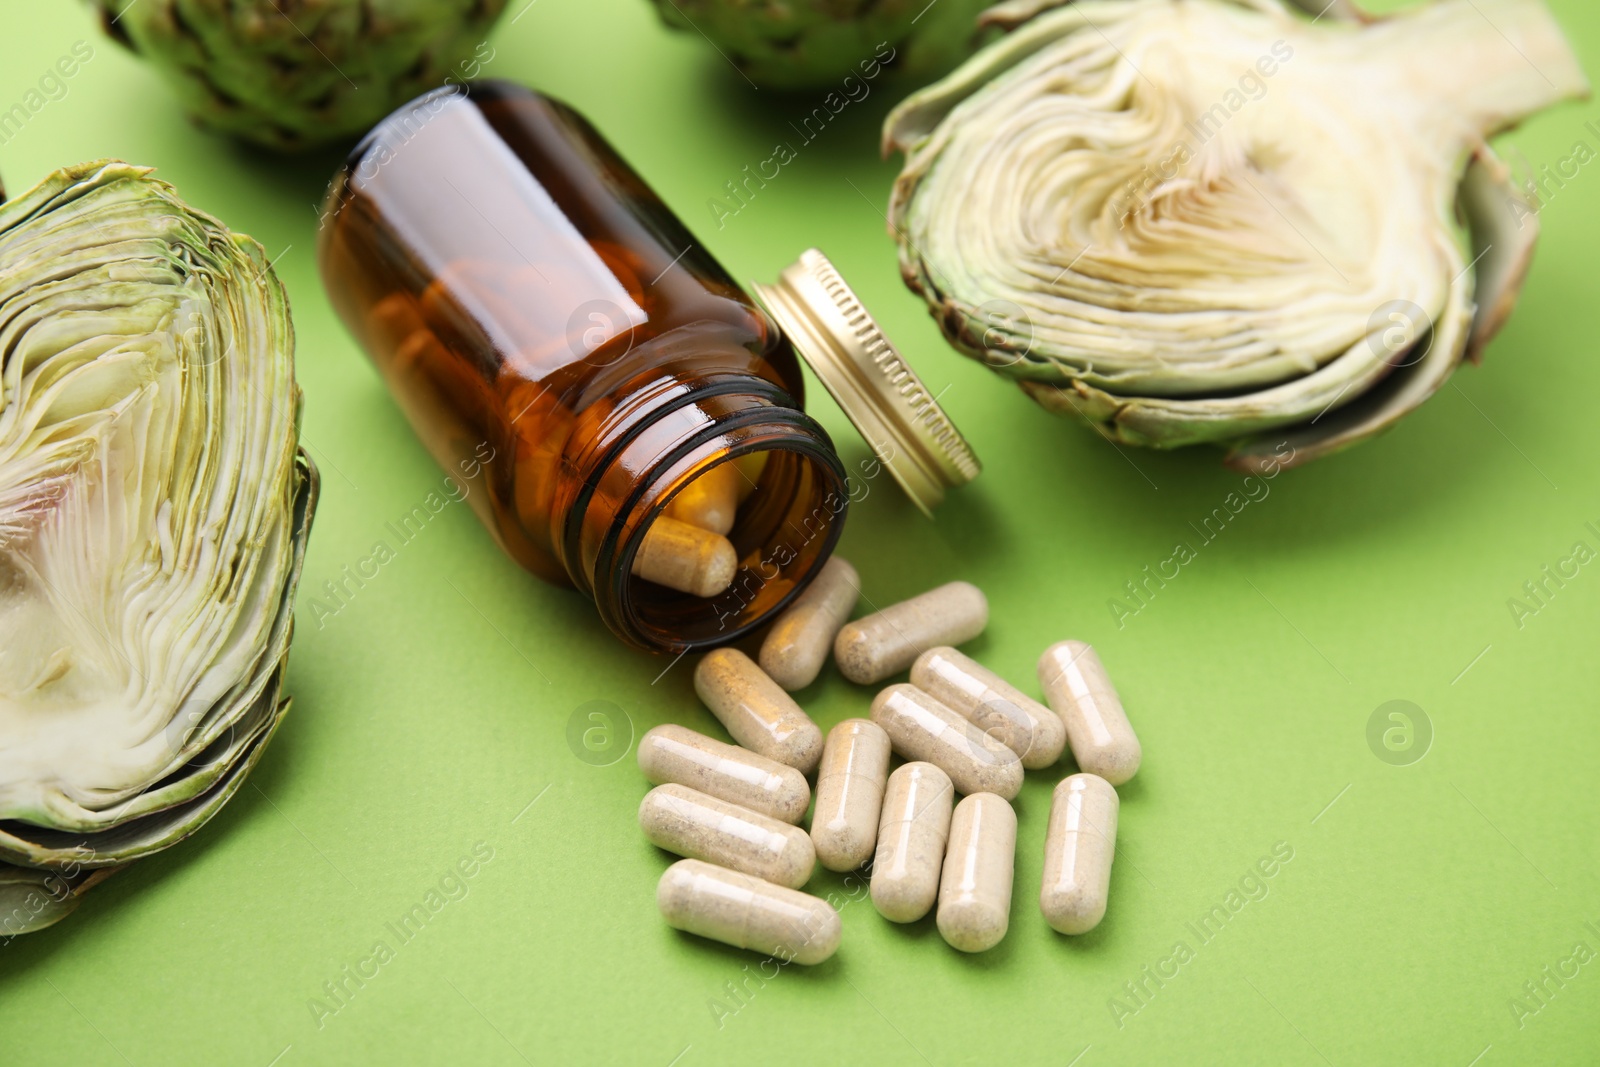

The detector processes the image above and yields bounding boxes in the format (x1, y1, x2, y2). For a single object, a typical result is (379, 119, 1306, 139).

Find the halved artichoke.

(92, 0, 507, 150)
(883, 0, 1587, 470)
(647, 0, 995, 89)
(0, 161, 315, 935)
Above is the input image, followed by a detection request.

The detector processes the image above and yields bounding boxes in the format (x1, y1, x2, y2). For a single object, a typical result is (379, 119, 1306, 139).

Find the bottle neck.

(560, 371, 848, 652)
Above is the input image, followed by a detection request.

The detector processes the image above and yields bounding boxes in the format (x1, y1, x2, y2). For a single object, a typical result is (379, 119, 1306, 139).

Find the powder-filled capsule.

(637, 724, 810, 824)
(834, 581, 988, 685)
(633, 515, 738, 597)
(1040, 773, 1118, 935)
(666, 462, 742, 535)
(811, 719, 891, 872)
(911, 646, 1065, 769)
(871, 762, 955, 923)
(759, 556, 860, 690)
(937, 792, 1016, 952)
(869, 683, 1022, 800)
(639, 783, 815, 889)
(658, 859, 841, 965)
(1038, 641, 1142, 785)
(694, 648, 824, 775)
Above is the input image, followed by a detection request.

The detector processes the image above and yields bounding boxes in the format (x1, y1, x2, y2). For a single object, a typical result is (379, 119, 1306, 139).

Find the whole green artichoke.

(92, 0, 507, 150)
(883, 0, 1587, 471)
(647, 0, 994, 89)
(0, 161, 316, 935)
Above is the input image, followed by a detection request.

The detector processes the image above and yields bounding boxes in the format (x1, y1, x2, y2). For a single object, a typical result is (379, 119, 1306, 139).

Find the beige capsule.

(633, 515, 738, 597)
(911, 646, 1066, 770)
(811, 719, 891, 872)
(1041, 773, 1119, 935)
(658, 859, 841, 965)
(638, 783, 815, 889)
(637, 724, 810, 824)
(869, 684, 1022, 800)
(1038, 641, 1142, 785)
(759, 556, 861, 691)
(666, 462, 743, 536)
(834, 581, 988, 685)
(937, 792, 1016, 952)
(694, 648, 824, 775)
(871, 762, 955, 923)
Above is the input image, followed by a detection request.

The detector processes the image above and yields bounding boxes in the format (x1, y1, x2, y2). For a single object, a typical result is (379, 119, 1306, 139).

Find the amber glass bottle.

(319, 81, 848, 651)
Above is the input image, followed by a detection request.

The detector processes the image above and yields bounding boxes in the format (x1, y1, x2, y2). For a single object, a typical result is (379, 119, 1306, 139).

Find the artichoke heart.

(884, 0, 1588, 470)
(0, 161, 316, 935)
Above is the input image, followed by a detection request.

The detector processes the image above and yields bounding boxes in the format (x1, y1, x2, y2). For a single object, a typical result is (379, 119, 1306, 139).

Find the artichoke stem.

(1373, 0, 1589, 142)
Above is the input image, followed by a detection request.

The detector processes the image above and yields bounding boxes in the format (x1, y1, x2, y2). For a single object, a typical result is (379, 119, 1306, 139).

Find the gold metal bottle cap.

(753, 249, 980, 516)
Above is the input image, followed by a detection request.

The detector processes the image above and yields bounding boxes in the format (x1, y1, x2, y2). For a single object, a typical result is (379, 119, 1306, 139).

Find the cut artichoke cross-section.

(0, 161, 316, 934)
(883, 0, 1587, 469)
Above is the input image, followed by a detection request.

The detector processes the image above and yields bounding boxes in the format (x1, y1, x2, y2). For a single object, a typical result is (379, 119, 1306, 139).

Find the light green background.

(4, 1, 1600, 1064)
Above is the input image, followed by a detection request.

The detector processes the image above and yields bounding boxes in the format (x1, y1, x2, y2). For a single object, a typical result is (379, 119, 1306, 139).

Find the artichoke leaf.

(1459, 145, 1542, 363)
(0, 861, 124, 935)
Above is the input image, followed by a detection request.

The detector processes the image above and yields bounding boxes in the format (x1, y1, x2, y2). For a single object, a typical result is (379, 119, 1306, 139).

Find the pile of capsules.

(637, 558, 1142, 963)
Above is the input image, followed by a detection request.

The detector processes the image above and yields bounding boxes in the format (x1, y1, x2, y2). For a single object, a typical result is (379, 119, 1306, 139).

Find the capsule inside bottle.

(630, 452, 784, 599)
